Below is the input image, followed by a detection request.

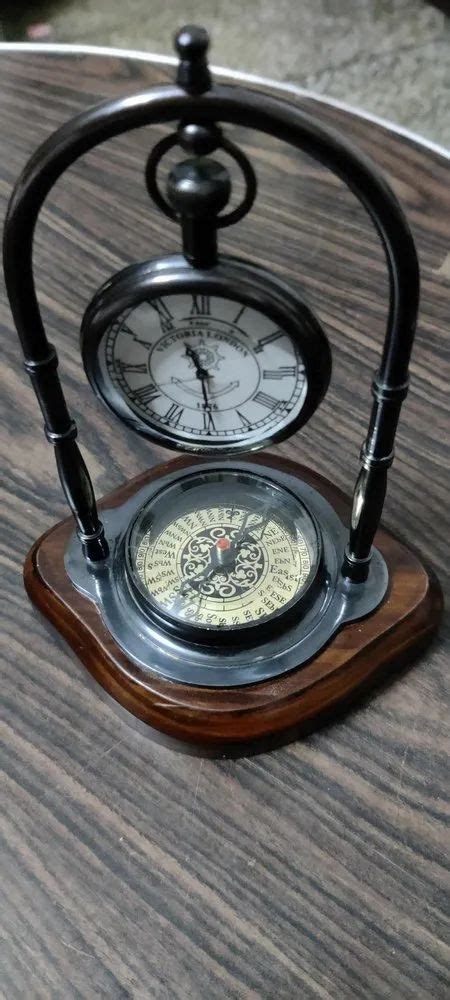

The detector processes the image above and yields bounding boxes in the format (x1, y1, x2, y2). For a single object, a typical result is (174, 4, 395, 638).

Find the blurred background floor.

(0, 0, 448, 146)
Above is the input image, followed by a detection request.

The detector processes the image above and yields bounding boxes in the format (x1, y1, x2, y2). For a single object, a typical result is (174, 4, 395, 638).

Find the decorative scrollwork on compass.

(180, 524, 265, 598)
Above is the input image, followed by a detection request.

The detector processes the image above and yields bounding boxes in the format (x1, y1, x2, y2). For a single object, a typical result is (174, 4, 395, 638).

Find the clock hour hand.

(184, 342, 208, 379)
(184, 342, 211, 411)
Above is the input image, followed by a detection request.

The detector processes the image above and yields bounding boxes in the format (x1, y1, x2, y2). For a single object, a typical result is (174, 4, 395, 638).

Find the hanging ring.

(145, 131, 257, 227)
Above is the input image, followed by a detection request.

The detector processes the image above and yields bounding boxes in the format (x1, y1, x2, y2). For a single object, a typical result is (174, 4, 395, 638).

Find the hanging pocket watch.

(4, 25, 442, 749)
(81, 187, 331, 454)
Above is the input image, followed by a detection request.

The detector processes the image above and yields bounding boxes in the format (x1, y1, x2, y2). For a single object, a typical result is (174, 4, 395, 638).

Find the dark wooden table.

(1, 46, 449, 999)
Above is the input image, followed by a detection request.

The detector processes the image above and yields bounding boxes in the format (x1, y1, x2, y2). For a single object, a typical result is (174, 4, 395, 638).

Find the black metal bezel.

(81, 253, 331, 455)
(122, 467, 324, 646)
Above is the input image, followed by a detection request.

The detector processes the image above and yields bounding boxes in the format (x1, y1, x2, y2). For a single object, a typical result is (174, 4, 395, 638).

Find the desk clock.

(4, 27, 442, 750)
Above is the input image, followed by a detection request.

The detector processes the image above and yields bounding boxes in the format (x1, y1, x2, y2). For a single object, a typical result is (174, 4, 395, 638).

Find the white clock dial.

(98, 293, 307, 447)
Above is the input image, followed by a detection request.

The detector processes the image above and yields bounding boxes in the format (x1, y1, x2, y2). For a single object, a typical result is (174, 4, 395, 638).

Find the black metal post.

(341, 376, 409, 581)
(24, 346, 109, 561)
(166, 156, 231, 267)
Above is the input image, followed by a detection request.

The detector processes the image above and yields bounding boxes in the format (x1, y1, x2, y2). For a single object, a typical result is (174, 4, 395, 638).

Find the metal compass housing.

(125, 468, 323, 641)
(65, 460, 388, 687)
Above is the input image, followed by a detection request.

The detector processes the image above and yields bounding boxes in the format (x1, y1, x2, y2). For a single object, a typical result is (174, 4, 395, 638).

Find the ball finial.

(167, 159, 231, 220)
(174, 25, 209, 60)
(174, 25, 211, 93)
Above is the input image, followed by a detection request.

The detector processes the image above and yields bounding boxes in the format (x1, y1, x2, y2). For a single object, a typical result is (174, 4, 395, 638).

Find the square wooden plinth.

(24, 456, 442, 752)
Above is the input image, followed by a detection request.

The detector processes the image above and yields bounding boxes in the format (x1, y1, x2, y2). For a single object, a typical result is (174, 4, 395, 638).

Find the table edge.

(1, 41, 448, 161)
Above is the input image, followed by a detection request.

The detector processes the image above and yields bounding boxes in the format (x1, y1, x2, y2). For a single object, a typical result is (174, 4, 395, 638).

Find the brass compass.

(126, 469, 320, 638)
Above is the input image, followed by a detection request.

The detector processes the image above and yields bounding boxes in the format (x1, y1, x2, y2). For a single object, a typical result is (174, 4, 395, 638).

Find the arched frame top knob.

(174, 24, 210, 60)
(175, 24, 211, 93)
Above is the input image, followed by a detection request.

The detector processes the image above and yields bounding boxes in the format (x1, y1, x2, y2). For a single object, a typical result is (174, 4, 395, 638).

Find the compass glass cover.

(126, 470, 321, 637)
(96, 293, 308, 450)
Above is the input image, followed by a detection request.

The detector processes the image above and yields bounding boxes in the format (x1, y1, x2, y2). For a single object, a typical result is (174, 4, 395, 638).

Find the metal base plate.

(25, 455, 442, 750)
(65, 460, 388, 687)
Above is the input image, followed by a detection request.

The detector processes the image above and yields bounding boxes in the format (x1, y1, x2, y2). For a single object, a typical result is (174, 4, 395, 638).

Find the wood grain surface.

(1, 48, 449, 998)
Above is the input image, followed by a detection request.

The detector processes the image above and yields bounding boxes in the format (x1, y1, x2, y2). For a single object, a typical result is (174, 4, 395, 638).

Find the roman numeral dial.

(150, 298, 174, 333)
(100, 291, 309, 449)
(115, 361, 148, 375)
(163, 403, 184, 426)
(133, 383, 160, 405)
(253, 391, 281, 410)
(254, 330, 283, 353)
(263, 366, 297, 379)
(190, 294, 210, 316)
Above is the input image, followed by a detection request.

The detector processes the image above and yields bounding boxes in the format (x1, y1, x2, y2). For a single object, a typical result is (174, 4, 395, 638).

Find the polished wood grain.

(1, 48, 449, 998)
(24, 455, 442, 750)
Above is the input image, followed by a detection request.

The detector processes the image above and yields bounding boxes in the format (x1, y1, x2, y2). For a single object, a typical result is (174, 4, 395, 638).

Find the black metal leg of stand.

(24, 347, 109, 562)
(342, 378, 409, 582)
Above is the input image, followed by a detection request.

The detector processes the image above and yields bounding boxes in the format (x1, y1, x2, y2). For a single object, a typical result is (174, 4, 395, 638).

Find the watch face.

(82, 256, 331, 453)
(125, 469, 321, 640)
(95, 292, 308, 451)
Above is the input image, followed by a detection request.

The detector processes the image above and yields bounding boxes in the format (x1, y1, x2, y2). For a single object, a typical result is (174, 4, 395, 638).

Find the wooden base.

(24, 456, 442, 752)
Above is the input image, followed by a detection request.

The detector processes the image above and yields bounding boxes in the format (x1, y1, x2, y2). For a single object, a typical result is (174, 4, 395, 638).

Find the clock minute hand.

(200, 372, 210, 410)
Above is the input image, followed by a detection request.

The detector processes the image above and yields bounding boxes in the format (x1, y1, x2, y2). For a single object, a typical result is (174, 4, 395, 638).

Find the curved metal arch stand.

(3, 75, 419, 577)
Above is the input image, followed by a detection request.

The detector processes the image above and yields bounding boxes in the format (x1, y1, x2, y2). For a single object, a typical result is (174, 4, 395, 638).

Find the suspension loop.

(144, 129, 257, 227)
(145, 133, 179, 220)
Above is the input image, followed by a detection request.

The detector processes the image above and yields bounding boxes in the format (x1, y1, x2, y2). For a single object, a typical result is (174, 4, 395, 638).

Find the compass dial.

(126, 470, 321, 639)
(97, 292, 307, 450)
